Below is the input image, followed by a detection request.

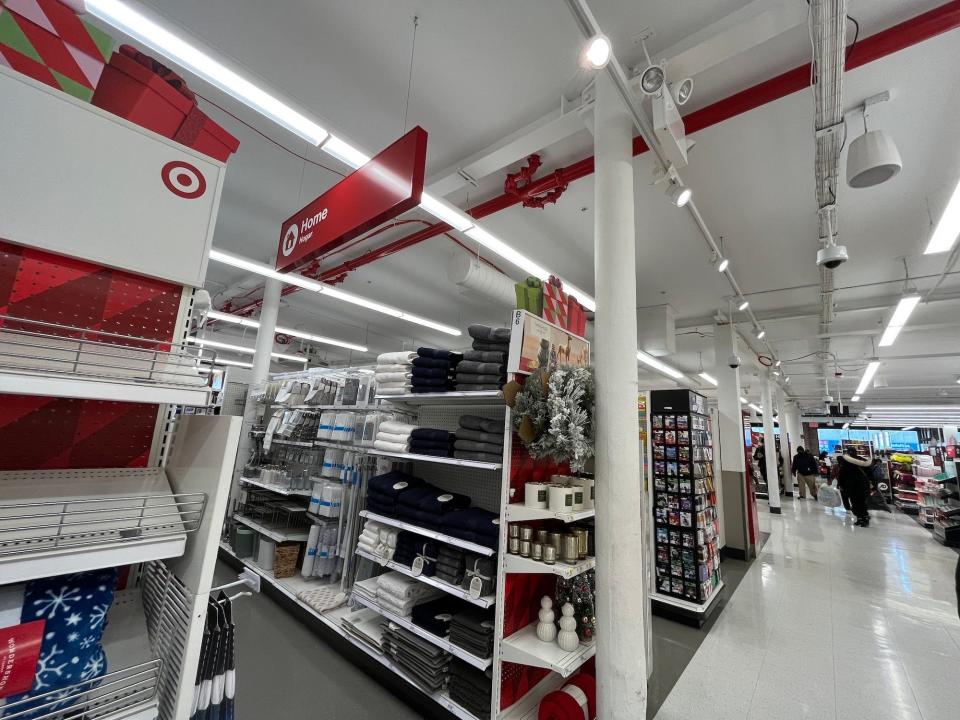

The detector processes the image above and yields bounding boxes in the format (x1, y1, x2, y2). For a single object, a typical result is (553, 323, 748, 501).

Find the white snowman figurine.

(536, 596, 557, 643)
(556, 602, 579, 651)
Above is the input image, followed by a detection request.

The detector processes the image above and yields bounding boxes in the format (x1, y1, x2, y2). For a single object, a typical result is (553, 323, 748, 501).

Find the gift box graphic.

(542, 275, 568, 327)
(0, 0, 113, 101)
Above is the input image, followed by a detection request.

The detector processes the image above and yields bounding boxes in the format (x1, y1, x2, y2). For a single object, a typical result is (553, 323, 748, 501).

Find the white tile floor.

(655, 498, 960, 720)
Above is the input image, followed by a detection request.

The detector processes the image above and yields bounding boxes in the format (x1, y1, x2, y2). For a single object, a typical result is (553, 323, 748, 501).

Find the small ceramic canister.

(573, 527, 589, 560)
(508, 524, 519, 539)
(519, 540, 531, 557)
(535, 529, 549, 544)
(508, 537, 520, 554)
(542, 544, 557, 565)
(561, 534, 579, 564)
(548, 484, 575, 512)
(531, 542, 543, 561)
(548, 532, 564, 555)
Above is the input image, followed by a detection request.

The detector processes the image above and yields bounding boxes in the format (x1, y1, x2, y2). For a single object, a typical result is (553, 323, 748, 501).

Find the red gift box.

(566, 295, 587, 337)
(92, 45, 239, 163)
(542, 276, 569, 328)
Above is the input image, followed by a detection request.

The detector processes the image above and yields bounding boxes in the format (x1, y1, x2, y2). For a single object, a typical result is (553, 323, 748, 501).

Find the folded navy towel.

(454, 373, 506, 384)
(411, 375, 450, 387)
(444, 529, 498, 550)
(456, 361, 506, 374)
(368, 489, 399, 507)
(412, 356, 451, 369)
(368, 471, 424, 498)
(454, 450, 502, 464)
(441, 508, 500, 537)
(454, 384, 503, 391)
(463, 350, 506, 363)
(410, 428, 454, 442)
(455, 428, 503, 445)
(396, 483, 439, 509)
(471, 339, 510, 352)
(458, 415, 501, 434)
(455, 438, 504, 455)
(409, 446, 453, 457)
(366, 499, 397, 516)
(397, 507, 445, 529)
(417, 347, 463, 362)
(410, 366, 451, 379)
(409, 438, 454, 451)
(467, 325, 511, 342)
(418, 490, 471, 515)
(412, 596, 466, 637)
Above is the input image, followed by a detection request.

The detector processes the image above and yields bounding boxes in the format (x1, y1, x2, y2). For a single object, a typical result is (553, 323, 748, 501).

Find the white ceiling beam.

(658, 0, 806, 79)
(427, 105, 591, 197)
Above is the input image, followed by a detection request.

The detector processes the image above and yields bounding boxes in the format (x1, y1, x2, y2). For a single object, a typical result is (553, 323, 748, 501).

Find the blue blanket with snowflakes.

(0, 568, 118, 719)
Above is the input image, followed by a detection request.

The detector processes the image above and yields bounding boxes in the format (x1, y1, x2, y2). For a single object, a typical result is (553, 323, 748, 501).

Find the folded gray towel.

(454, 384, 503, 391)
(455, 428, 503, 445)
(457, 360, 506, 374)
(455, 372, 505, 384)
(455, 439, 503, 454)
(463, 350, 506, 363)
(468, 324, 511, 342)
(459, 415, 501, 434)
(454, 450, 502, 463)
(471, 340, 510, 352)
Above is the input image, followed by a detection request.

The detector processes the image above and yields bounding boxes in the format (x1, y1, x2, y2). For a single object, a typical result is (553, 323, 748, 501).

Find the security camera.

(823, 394, 834, 403)
(817, 244, 849, 269)
(727, 354, 741, 369)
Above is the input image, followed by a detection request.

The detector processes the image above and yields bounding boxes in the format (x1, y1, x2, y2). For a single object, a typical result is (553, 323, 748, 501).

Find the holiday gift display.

(651, 389, 722, 604)
(537, 672, 597, 720)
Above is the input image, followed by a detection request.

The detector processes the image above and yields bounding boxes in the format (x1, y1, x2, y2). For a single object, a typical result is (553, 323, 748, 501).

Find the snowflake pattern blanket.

(0, 568, 118, 719)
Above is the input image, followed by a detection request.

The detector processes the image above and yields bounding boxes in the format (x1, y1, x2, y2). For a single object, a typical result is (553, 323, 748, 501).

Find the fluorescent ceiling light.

(716, 257, 729, 273)
(749, 403, 763, 413)
(208, 249, 460, 335)
(419, 193, 475, 232)
(878, 295, 921, 347)
(698, 372, 718, 386)
(924, 177, 960, 254)
(851, 395, 861, 402)
(784, 376, 790, 383)
(85, 1, 328, 145)
(200, 357, 252, 369)
(465, 226, 548, 282)
(207, 310, 368, 352)
(738, 300, 749, 311)
(901, 426, 916, 431)
(321, 135, 370, 169)
(775, 360, 782, 367)
(854, 361, 881, 396)
(637, 351, 685, 380)
(754, 328, 766, 340)
(189, 337, 307, 363)
(739, 396, 748, 404)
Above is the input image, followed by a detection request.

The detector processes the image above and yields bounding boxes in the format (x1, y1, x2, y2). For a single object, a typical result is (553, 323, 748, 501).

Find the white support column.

(714, 321, 750, 556)
(592, 73, 647, 720)
(775, 386, 793, 496)
(761, 373, 782, 512)
(250, 278, 281, 386)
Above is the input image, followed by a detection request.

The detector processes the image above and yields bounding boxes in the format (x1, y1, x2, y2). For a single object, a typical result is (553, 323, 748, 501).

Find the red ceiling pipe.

(220, 0, 960, 318)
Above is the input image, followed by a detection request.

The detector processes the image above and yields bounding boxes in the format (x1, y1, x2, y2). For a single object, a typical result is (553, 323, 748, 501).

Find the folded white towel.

(377, 351, 417, 365)
(360, 530, 378, 544)
(379, 420, 419, 435)
(375, 364, 411, 373)
(376, 379, 411, 387)
(376, 571, 419, 598)
(375, 387, 408, 396)
(357, 538, 379, 553)
(374, 371, 412, 383)
(376, 431, 410, 444)
(373, 439, 409, 454)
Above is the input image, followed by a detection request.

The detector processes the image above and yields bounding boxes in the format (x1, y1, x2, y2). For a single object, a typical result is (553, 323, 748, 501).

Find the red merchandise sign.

(276, 127, 427, 271)
(0, 620, 45, 698)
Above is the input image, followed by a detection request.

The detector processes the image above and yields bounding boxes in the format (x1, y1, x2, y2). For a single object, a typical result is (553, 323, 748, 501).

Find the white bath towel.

(376, 387, 408, 396)
(375, 364, 411, 373)
(377, 351, 417, 365)
(376, 431, 411, 444)
(374, 439, 409, 454)
(379, 420, 419, 435)
(374, 371, 412, 383)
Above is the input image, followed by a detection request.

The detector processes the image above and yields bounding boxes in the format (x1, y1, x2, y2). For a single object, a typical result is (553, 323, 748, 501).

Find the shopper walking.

(837, 447, 873, 526)
(791, 446, 819, 500)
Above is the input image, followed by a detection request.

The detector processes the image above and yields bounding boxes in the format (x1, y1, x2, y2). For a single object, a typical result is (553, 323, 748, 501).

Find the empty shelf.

(503, 554, 595, 579)
(499, 622, 595, 678)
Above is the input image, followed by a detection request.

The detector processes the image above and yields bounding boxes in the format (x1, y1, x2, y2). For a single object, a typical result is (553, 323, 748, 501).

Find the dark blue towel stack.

(396, 486, 471, 529)
(366, 471, 424, 516)
(411, 348, 463, 394)
(450, 606, 496, 658)
(411, 596, 469, 637)
(409, 427, 456, 457)
(435, 545, 467, 585)
(439, 507, 500, 550)
(392, 532, 439, 576)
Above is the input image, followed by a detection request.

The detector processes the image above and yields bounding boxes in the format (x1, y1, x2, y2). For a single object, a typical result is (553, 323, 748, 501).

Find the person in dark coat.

(837, 447, 873, 526)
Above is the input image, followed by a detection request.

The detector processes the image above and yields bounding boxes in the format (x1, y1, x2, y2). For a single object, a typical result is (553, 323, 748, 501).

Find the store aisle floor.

(655, 499, 960, 720)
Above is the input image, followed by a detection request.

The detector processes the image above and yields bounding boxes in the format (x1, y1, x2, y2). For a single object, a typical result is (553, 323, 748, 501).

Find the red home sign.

(276, 127, 428, 271)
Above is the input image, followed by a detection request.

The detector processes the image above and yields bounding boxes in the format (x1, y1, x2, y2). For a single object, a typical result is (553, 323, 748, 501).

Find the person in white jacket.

(837, 448, 874, 526)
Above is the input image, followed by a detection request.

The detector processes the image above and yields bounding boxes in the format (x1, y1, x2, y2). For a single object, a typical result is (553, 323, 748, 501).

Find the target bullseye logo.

(281, 223, 299, 257)
(161, 161, 207, 199)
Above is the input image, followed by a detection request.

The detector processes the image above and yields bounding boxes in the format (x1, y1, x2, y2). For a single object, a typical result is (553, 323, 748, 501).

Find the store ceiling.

(128, 0, 960, 416)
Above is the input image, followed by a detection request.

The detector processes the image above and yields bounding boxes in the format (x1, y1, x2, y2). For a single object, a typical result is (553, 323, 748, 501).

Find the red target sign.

(161, 161, 207, 199)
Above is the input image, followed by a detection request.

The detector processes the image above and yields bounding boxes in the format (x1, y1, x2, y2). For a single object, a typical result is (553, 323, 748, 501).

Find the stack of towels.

(381, 623, 451, 693)
(412, 347, 463, 394)
(357, 519, 398, 564)
(375, 571, 443, 617)
(397, 485, 471, 529)
(454, 324, 511, 391)
(366, 471, 423, 516)
(449, 660, 493, 720)
(450, 607, 496, 659)
(375, 351, 416, 396)
(391, 532, 439, 577)
(460, 554, 497, 597)
(453, 415, 503, 463)
(373, 420, 418, 453)
(411, 596, 467, 638)
(439, 507, 500, 550)
(435, 545, 467, 585)
(409, 427, 456, 457)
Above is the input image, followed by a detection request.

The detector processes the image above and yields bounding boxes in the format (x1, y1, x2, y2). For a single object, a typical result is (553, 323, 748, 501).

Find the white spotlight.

(738, 300, 749, 311)
(639, 64, 665, 96)
(674, 78, 693, 106)
(847, 129, 902, 189)
(666, 182, 692, 208)
(754, 327, 766, 340)
(581, 35, 612, 70)
(716, 257, 729, 273)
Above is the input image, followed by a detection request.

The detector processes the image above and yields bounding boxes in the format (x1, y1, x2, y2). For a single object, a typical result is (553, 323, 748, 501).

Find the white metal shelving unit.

(374, 391, 504, 406)
(359, 510, 497, 556)
(355, 548, 496, 608)
(502, 554, 596, 579)
(233, 514, 311, 543)
(499, 624, 595, 678)
(240, 476, 312, 496)
(367, 448, 502, 470)
(504, 504, 595, 524)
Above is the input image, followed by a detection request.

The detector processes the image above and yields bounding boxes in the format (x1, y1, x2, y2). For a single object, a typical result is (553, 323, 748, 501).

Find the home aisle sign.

(275, 126, 428, 271)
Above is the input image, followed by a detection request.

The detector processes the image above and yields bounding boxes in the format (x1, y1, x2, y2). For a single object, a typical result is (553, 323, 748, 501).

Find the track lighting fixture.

(666, 181, 692, 208)
(753, 327, 766, 340)
(738, 300, 749, 311)
(581, 34, 612, 70)
(715, 256, 729, 273)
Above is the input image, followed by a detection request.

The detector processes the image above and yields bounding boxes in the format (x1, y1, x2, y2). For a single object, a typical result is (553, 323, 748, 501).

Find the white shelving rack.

(0, 64, 241, 720)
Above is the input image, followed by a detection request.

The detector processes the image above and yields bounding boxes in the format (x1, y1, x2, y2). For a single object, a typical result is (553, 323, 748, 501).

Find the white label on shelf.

(393, 481, 409, 490)
(437, 494, 454, 503)
(469, 577, 483, 599)
(435, 613, 453, 622)
(411, 557, 424, 576)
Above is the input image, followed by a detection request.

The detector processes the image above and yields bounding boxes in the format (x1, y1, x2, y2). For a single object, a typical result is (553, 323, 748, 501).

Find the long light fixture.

(878, 295, 921, 347)
(716, 257, 729, 273)
(924, 177, 960, 254)
(206, 310, 367, 352)
(902, 426, 916, 431)
(851, 395, 861, 402)
(419, 193, 476, 232)
(749, 403, 763, 414)
(208, 250, 461, 335)
(637, 351, 685, 380)
(188, 337, 307, 363)
(84, 1, 328, 145)
(200, 357, 252, 369)
(740, 396, 748, 404)
(854, 361, 881, 397)
(698, 372, 718, 386)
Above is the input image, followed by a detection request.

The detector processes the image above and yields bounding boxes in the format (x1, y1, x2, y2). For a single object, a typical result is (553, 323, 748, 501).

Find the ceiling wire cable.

(402, 15, 420, 133)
